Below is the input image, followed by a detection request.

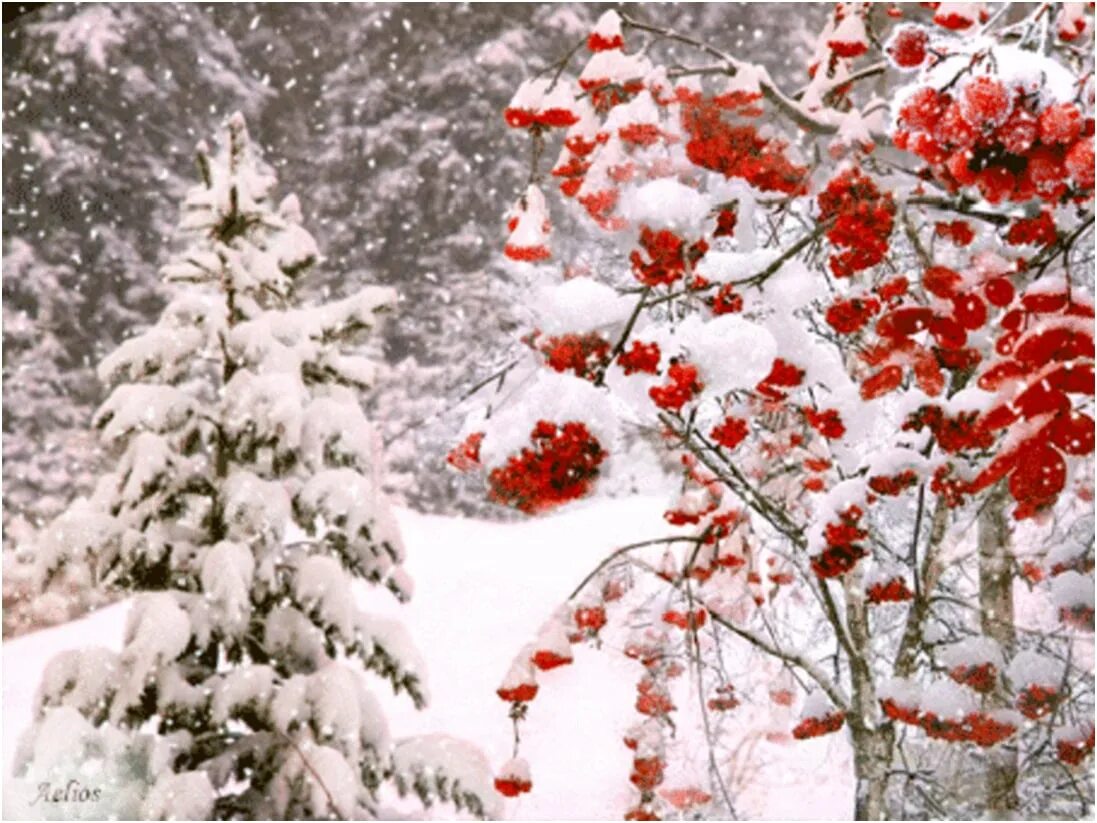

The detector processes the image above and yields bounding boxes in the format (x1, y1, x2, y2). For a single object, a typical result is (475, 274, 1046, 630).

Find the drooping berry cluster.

(630, 226, 709, 288)
(812, 505, 868, 578)
(536, 332, 612, 380)
(825, 295, 881, 334)
(617, 340, 662, 375)
(867, 469, 920, 497)
(488, 421, 607, 514)
(948, 662, 997, 694)
(710, 416, 750, 450)
(446, 431, 484, 472)
(816, 167, 896, 277)
(682, 100, 809, 195)
(881, 696, 1018, 747)
(866, 575, 915, 604)
(792, 710, 846, 740)
(649, 361, 705, 411)
(894, 77, 1095, 204)
(1056, 725, 1096, 766)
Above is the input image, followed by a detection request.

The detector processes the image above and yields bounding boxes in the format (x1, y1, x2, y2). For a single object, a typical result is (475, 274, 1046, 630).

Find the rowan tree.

(452, 5, 1095, 819)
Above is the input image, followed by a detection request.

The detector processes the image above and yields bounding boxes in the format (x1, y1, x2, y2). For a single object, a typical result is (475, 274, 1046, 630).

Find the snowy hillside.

(4, 499, 851, 820)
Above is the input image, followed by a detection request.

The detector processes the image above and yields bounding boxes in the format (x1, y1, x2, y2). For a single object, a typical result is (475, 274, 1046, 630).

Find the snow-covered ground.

(4, 497, 851, 820)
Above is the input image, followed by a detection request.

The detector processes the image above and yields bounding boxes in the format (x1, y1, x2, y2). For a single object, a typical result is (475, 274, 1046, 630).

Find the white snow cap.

(828, 10, 867, 53)
(533, 277, 631, 336)
(938, 636, 1004, 670)
(580, 49, 653, 87)
(801, 690, 838, 720)
(533, 617, 574, 660)
(590, 10, 623, 47)
(295, 554, 357, 638)
(878, 676, 920, 708)
(920, 679, 977, 719)
(1051, 570, 1095, 610)
(1006, 649, 1066, 689)
(505, 184, 552, 261)
(477, 369, 617, 469)
(621, 178, 711, 236)
(675, 314, 778, 396)
(497, 755, 531, 782)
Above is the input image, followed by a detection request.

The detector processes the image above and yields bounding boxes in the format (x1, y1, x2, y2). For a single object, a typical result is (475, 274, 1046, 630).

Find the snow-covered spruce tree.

(15, 115, 496, 820)
(452, 5, 1095, 820)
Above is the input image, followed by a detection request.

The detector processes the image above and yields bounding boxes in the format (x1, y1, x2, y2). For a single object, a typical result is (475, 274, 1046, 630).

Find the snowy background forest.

(2, 2, 1095, 821)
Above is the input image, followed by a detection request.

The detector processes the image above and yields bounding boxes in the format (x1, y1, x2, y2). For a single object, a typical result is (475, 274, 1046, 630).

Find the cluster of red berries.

(503, 98, 579, 131)
(714, 207, 738, 237)
(756, 358, 806, 402)
(812, 505, 868, 578)
(868, 469, 920, 497)
(650, 361, 704, 411)
(446, 431, 484, 472)
(935, 219, 975, 246)
(926, 713, 1016, 747)
(623, 634, 668, 669)
(630, 226, 709, 288)
(552, 150, 591, 199)
(1016, 684, 1059, 720)
(802, 406, 846, 440)
(1005, 211, 1058, 246)
(856, 278, 997, 400)
(682, 100, 809, 195)
(497, 680, 538, 704)
(629, 754, 666, 793)
(661, 608, 707, 630)
(574, 604, 608, 635)
(1060, 603, 1095, 632)
(494, 776, 531, 798)
(581, 76, 645, 114)
(1057, 728, 1096, 766)
(802, 456, 832, 493)
(531, 646, 573, 672)
(866, 575, 915, 604)
(707, 684, 740, 712)
(536, 331, 611, 380)
(494, 760, 533, 798)
(710, 283, 744, 315)
(618, 340, 661, 375)
(883, 701, 1018, 748)
(948, 662, 998, 694)
(817, 167, 896, 277)
(886, 25, 931, 69)
(894, 77, 1095, 204)
(635, 676, 675, 718)
(488, 421, 607, 514)
(825, 295, 881, 335)
(710, 416, 749, 450)
(903, 406, 994, 455)
(792, 710, 846, 740)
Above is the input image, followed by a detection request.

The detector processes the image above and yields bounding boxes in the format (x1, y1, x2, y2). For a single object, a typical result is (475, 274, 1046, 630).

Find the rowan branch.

(630, 556, 851, 710)
(567, 534, 705, 601)
(618, 13, 839, 135)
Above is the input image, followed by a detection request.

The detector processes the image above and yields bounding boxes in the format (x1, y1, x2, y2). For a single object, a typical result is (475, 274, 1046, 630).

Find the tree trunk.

(845, 575, 895, 820)
(978, 483, 1018, 816)
(851, 725, 895, 820)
